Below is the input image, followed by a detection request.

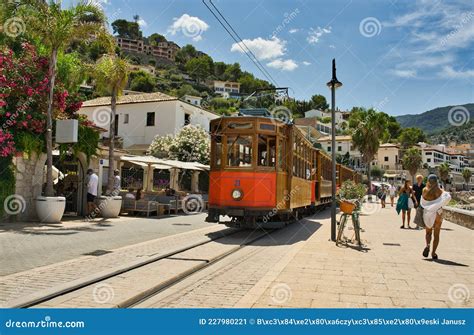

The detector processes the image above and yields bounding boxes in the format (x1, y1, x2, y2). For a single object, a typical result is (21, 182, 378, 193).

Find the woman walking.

(396, 180, 415, 229)
(421, 175, 451, 259)
(388, 182, 397, 207)
(378, 185, 387, 208)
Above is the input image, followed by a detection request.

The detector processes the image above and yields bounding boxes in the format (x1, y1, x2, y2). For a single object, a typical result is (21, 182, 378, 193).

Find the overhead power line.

(202, 0, 279, 87)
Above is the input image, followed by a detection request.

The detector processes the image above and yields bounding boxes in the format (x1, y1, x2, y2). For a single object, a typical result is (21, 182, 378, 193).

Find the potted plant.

(337, 180, 367, 214)
(93, 54, 129, 218)
(19, 1, 107, 222)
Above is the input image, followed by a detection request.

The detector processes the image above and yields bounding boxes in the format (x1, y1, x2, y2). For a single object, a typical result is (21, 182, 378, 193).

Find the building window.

(327, 147, 331, 152)
(146, 112, 155, 126)
(427, 158, 431, 163)
(184, 113, 191, 125)
(124, 114, 129, 124)
(384, 156, 389, 162)
(337, 146, 342, 152)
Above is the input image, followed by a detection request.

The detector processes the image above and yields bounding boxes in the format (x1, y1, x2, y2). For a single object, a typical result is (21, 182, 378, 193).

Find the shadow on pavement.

(423, 259, 469, 267)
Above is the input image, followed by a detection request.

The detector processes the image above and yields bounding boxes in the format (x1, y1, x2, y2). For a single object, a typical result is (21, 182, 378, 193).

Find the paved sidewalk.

(238, 203, 473, 308)
(140, 203, 473, 308)
(0, 222, 229, 307)
(0, 214, 212, 275)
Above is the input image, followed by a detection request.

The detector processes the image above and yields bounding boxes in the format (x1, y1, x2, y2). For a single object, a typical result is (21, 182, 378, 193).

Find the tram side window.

(258, 135, 276, 167)
(278, 138, 286, 170)
(212, 135, 222, 167)
(227, 135, 253, 167)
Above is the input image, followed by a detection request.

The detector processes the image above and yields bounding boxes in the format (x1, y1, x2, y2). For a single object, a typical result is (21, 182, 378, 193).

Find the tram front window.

(226, 135, 253, 167)
(257, 135, 276, 167)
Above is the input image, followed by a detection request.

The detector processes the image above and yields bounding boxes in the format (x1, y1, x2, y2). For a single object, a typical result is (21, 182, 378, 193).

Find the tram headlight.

(231, 189, 243, 200)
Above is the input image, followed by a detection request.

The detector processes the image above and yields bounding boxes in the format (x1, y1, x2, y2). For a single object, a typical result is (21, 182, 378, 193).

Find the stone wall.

(11, 152, 47, 222)
(443, 206, 474, 230)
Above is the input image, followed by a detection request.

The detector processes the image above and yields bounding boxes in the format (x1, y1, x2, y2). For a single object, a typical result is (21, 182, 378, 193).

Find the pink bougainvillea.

(0, 43, 95, 156)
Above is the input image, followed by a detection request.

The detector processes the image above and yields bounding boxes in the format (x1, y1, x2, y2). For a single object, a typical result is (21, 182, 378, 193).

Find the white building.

(317, 135, 363, 170)
(304, 109, 348, 129)
(213, 80, 240, 97)
(182, 95, 202, 107)
(79, 92, 219, 155)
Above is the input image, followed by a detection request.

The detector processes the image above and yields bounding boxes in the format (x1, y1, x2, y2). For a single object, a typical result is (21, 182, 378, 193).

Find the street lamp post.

(327, 59, 343, 242)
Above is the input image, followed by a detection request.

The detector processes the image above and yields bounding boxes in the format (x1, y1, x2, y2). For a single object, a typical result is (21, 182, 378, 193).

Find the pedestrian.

(396, 179, 416, 229)
(125, 188, 135, 199)
(86, 168, 99, 217)
(388, 182, 397, 207)
(113, 169, 121, 195)
(421, 175, 451, 260)
(378, 185, 387, 208)
(412, 174, 425, 208)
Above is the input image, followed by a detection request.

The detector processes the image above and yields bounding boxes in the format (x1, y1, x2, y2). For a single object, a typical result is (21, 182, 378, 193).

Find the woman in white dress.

(421, 175, 451, 260)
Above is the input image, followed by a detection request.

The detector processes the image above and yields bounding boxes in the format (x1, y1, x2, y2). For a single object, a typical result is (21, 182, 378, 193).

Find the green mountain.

(395, 103, 474, 134)
(428, 120, 474, 144)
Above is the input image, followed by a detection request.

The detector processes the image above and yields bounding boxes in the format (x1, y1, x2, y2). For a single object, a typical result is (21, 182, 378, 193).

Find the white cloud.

(302, 61, 311, 66)
(329, 44, 335, 49)
(137, 19, 147, 28)
(231, 36, 286, 60)
(307, 26, 331, 44)
(168, 14, 209, 42)
(384, 2, 474, 78)
(440, 66, 474, 79)
(267, 59, 298, 71)
(391, 69, 417, 78)
(289, 28, 299, 34)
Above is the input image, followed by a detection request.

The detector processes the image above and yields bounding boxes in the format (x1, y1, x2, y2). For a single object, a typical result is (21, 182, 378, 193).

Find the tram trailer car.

(206, 116, 358, 228)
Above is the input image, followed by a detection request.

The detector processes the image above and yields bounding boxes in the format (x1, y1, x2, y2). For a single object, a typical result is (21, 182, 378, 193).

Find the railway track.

(28, 227, 279, 308)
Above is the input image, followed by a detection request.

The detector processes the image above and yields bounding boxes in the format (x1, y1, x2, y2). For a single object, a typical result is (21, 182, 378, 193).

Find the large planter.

(35, 196, 66, 223)
(97, 196, 122, 218)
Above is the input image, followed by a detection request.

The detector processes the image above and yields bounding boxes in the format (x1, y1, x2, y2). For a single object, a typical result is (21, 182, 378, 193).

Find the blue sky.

(85, 0, 473, 116)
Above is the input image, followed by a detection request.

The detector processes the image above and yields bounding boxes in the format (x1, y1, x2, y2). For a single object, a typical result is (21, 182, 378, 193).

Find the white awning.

(151, 163, 172, 170)
(120, 155, 208, 171)
(127, 161, 148, 167)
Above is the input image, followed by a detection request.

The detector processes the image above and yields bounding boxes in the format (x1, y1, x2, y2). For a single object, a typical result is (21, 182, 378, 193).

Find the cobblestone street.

(2, 204, 472, 308)
(138, 204, 473, 308)
(0, 214, 212, 275)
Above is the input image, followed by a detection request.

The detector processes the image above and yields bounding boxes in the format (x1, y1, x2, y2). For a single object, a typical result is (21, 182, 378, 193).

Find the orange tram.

(206, 116, 361, 229)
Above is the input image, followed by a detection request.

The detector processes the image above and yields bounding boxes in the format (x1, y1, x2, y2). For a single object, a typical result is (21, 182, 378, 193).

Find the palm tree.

(94, 54, 129, 195)
(349, 108, 388, 194)
(438, 162, 451, 188)
(462, 168, 472, 190)
(22, 0, 108, 196)
(402, 147, 422, 182)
